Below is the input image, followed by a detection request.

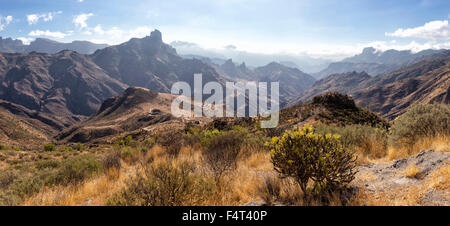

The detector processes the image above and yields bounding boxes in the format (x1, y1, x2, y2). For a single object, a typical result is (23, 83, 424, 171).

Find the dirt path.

(353, 150, 449, 206)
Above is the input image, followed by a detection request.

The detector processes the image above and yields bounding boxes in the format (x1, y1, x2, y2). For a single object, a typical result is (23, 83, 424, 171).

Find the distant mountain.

(313, 62, 398, 79)
(0, 50, 127, 130)
(26, 38, 109, 54)
(279, 61, 300, 69)
(292, 50, 450, 119)
(0, 37, 26, 53)
(313, 47, 446, 79)
(197, 58, 316, 106)
(181, 54, 228, 65)
(343, 47, 443, 65)
(91, 30, 223, 93)
(353, 50, 450, 119)
(293, 71, 371, 105)
(170, 40, 331, 73)
(255, 62, 316, 105)
(0, 37, 108, 54)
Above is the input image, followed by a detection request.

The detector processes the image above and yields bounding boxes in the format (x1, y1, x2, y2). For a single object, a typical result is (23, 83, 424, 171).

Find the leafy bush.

(58, 145, 73, 152)
(269, 126, 357, 200)
(201, 129, 244, 182)
(43, 144, 56, 152)
(36, 159, 60, 170)
(391, 104, 450, 146)
(74, 143, 87, 151)
(45, 155, 103, 185)
(107, 162, 213, 206)
(120, 147, 140, 163)
(316, 124, 388, 159)
(0, 171, 16, 189)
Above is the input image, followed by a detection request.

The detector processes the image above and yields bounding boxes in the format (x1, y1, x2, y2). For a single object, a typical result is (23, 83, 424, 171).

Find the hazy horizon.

(1, 0, 449, 61)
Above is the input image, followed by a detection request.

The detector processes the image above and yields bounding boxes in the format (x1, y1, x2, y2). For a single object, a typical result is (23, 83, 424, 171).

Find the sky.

(0, 0, 449, 60)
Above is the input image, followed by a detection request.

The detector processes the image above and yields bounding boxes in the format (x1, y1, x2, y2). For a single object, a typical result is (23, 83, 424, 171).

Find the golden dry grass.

(23, 164, 136, 206)
(22, 134, 449, 206)
(404, 163, 421, 179)
(388, 135, 450, 160)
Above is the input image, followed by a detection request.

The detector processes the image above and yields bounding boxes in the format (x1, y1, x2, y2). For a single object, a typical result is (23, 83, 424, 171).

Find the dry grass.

(20, 132, 449, 206)
(404, 163, 421, 179)
(388, 135, 450, 160)
(23, 164, 135, 206)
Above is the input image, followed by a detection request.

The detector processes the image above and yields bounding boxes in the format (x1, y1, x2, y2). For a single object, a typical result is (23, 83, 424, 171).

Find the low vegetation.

(269, 126, 357, 203)
(0, 102, 448, 206)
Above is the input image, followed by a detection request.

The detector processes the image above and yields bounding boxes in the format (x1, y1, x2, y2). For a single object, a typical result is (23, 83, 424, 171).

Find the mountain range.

(0, 30, 448, 146)
(0, 37, 108, 54)
(292, 50, 450, 119)
(313, 47, 445, 79)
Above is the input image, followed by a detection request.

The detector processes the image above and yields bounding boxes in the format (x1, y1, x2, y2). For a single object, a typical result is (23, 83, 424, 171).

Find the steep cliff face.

(91, 30, 223, 93)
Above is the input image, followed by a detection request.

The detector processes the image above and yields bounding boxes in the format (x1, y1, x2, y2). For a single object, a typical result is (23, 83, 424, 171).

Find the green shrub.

(316, 124, 388, 158)
(74, 143, 87, 151)
(58, 145, 73, 152)
(36, 159, 60, 170)
(115, 136, 134, 147)
(0, 171, 16, 189)
(45, 155, 103, 185)
(107, 162, 213, 206)
(269, 126, 357, 200)
(43, 144, 56, 152)
(9, 177, 43, 198)
(391, 104, 450, 146)
(120, 147, 140, 163)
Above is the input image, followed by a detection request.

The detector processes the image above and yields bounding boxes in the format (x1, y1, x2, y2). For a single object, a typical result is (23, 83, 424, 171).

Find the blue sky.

(0, 0, 449, 59)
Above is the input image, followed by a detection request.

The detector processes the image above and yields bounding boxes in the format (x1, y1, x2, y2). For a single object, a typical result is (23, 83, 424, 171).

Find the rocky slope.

(353, 51, 450, 119)
(254, 62, 316, 105)
(0, 50, 127, 130)
(354, 150, 449, 206)
(56, 87, 207, 143)
(90, 30, 223, 94)
(293, 71, 371, 105)
(291, 50, 450, 120)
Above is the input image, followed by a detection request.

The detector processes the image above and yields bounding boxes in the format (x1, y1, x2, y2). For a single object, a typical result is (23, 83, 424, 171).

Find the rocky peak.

(149, 29, 163, 43)
(362, 47, 376, 55)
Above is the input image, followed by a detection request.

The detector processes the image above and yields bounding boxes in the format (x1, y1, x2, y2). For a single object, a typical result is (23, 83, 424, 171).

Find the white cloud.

(93, 25, 105, 35)
(27, 14, 39, 25)
(0, 15, 13, 31)
(73, 13, 94, 29)
(386, 20, 450, 40)
(85, 26, 153, 45)
(28, 30, 70, 39)
(5, 16, 13, 24)
(17, 37, 35, 45)
(367, 40, 450, 53)
(27, 12, 61, 25)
